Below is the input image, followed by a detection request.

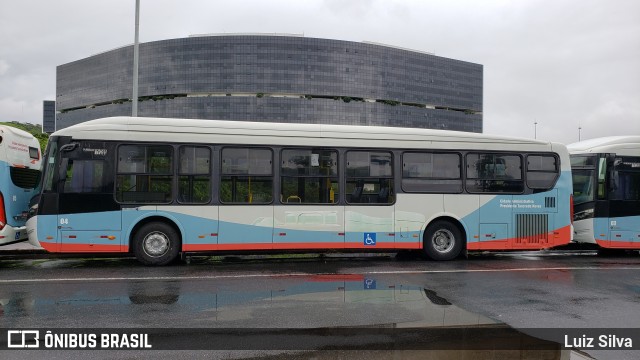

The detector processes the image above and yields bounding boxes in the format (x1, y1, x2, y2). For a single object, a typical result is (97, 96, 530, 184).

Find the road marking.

(2, 266, 640, 284)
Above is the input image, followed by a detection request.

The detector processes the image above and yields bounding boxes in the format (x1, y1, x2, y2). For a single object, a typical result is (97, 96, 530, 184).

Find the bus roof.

(568, 136, 640, 157)
(0, 125, 36, 140)
(54, 117, 562, 153)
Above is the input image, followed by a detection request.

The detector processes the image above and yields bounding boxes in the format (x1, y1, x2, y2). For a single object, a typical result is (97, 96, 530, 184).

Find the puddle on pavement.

(0, 273, 594, 358)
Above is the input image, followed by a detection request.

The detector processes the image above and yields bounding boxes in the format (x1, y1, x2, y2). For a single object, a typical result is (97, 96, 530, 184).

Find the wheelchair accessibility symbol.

(364, 278, 377, 290)
(364, 232, 376, 246)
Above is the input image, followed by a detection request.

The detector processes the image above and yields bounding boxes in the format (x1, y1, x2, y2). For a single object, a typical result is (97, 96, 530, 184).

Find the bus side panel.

(395, 194, 440, 249)
(479, 195, 511, 249)
(122, 207, 203, 253)
(218, 205, 273, 249)
(56, 211, 122, 252)
(36, 214, 60, 252)
(597, 215, 640, 249)
(463, 190, 571, 251)
(345, 206, 395, 249)
(444, 194, 479, 249)
(156, 206, 219, 252)
(273, 205, 345, 249)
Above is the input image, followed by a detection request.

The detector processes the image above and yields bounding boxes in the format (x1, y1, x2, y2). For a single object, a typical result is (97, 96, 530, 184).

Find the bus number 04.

(60, 218, 69, 225)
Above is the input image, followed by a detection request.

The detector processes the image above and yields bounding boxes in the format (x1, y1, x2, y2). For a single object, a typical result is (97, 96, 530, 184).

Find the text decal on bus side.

(83, 148, 107, 156)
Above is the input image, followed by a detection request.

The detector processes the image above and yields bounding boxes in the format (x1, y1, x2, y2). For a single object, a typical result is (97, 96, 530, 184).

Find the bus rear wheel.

(133, 222, 180, 266)
(423, 220, 463, 261)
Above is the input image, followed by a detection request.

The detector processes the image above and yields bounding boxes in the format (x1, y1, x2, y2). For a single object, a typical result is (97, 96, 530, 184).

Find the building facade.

(55, 35, 483, 132)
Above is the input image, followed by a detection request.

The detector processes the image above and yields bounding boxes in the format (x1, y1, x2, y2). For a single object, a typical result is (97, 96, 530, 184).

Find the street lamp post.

(579, 126, 582, 141)
(132, 0, 140, 117)
(534, 121, 537, 139)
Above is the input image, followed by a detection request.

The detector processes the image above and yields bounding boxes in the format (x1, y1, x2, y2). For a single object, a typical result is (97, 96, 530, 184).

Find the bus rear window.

(29, 146, 39, 160)
(10, 167, 41, 189)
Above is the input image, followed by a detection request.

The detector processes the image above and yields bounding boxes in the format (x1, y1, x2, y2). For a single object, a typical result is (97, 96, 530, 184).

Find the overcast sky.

(1, 0, 638, 144)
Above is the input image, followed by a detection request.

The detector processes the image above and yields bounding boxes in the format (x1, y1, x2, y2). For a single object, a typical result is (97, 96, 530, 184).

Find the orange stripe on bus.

(596, 240, 640, 249)
(466, 225, 571, 251)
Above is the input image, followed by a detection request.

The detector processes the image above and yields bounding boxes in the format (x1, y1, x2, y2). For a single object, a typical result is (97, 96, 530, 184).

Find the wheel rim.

(142, 231, 170, 257)
(431, 229, 455, 253)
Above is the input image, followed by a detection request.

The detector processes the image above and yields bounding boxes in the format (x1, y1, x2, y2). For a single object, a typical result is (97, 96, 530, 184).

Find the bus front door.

(57, 142, 121, 252)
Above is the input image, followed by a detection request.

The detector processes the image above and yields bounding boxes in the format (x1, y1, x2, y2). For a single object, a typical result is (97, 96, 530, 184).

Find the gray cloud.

(1, 0, 638, 144)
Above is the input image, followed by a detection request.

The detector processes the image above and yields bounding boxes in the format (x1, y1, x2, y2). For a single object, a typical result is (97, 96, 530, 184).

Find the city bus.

(28, 117, 573, 265)
(0, 125, 42, 245)
(569, 136, 640, 250)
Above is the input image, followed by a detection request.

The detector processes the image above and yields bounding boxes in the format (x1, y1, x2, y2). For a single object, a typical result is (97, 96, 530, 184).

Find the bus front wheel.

(423, 221, 463, 261)
(133, 222, 181, 266)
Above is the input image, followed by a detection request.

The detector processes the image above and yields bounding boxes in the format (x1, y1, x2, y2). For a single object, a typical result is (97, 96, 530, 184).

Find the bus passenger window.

(116, 145, 173, 203)
(281, 148, 338, 204)
(178, 146, 211, 204)
(346, 151, 393, 204)
(402, 152, 462, 193)
(220, 148, 273, 204)
(526, 154, 559, 190)
(466, 153, 523, 193)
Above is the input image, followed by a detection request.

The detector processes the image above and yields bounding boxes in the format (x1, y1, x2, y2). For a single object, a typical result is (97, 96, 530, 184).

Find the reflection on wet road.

(1, 251, 639, 359)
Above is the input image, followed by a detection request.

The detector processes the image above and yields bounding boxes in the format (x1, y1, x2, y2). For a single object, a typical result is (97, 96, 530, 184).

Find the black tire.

(423, 220, 463, 261)
(132, 222, 181, 266)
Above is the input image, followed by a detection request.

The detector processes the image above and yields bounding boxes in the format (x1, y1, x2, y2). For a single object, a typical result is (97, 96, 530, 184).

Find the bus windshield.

(572, 169, 595, 205)
(42, 137, 59, 193)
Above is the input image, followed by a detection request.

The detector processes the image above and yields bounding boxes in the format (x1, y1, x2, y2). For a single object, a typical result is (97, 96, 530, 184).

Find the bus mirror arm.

(609, 171, 618, 192)
(606, 154, 617, 193)
(60, 143, 78, 152)
(57, 158, 70, 185)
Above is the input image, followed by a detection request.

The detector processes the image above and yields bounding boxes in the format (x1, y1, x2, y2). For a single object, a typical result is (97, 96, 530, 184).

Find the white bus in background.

(29, 117, 573, 265)
(0, 125, 42, 245)
(569, 136, 640, 251)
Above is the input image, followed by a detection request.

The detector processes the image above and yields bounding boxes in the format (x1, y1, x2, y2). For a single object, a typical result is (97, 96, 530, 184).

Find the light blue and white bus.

(0, 125, 42, 245)
(28, 117, 573, 265)
(569, 136, 640, 250)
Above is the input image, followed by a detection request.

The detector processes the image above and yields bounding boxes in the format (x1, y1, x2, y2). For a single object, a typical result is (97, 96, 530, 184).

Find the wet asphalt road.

(0, 251, 639, 359)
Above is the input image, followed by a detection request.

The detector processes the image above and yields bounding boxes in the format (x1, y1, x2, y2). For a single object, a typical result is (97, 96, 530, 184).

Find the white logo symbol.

(7, 330, 40, 348)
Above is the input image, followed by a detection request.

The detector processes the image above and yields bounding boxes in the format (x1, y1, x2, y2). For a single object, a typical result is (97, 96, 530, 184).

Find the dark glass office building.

(55, 35, 482, 132)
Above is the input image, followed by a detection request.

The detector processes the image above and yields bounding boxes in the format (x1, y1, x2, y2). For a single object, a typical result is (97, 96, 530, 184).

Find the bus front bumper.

(0, 224, 28, 245)
(26, 216, 42, 248)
